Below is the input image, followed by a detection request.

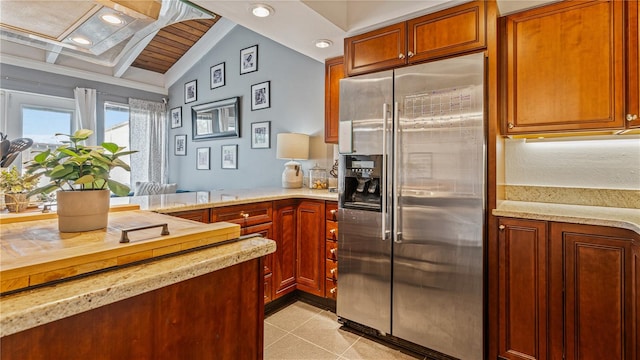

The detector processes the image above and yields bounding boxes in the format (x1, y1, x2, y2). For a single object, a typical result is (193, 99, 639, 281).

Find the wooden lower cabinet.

(497, 218, 548, 360)
(495, 218, 638, 360)
(296, 200, 326, 296)
(549, 223, 635, 360)
(243, 222, 274, 304)
(272, 200, 297, 299)
(0, 259, 264, 360)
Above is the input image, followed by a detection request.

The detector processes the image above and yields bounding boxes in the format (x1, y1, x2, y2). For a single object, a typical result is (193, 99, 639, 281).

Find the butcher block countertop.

(0, 210, 242, 293)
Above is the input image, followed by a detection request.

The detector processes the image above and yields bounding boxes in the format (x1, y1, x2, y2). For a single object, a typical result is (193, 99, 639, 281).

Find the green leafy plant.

(0, 166, 37, 193)
(25, 129, 137, 197)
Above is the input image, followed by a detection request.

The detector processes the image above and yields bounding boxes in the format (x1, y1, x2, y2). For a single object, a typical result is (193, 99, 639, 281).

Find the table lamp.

(276, 133, 309, 188)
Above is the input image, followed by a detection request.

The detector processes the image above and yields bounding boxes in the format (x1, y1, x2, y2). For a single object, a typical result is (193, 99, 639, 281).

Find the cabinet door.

(498, 218, 548, 360)
(296, 200, 325, 296)
(272, 200, 297, 298)
(325, 56, 344, 144)
(407, 0, 485, 63)
(627, 0, 640, 128)
(344, 22, 407, 76)
(550, 223, 634, 360)
(504, 0, 625, 134)
(168, 209, 210, 223)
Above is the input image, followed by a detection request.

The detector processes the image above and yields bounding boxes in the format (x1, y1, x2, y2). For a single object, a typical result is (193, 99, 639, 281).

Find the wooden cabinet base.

(0, 259, 265, 360)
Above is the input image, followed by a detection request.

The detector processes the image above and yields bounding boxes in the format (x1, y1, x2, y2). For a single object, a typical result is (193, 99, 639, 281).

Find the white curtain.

(128, 98, 168, 185)
(73, 88, 97, 144)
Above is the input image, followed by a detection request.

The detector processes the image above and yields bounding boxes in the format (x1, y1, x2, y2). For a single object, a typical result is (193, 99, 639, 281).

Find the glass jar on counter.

(309, 163, 328, 190)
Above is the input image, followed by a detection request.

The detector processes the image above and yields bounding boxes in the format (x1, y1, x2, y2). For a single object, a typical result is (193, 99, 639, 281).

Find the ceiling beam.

(45, 45, 63, 64)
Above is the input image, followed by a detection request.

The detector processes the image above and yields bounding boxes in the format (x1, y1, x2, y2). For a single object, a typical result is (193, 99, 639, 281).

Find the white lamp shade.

(276, 133, 309, 160)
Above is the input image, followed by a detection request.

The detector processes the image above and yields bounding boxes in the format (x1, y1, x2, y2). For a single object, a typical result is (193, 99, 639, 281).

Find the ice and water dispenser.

(339, 154, 383, 211)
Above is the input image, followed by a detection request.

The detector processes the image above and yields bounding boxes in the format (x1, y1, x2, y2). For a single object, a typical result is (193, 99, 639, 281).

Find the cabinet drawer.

(211, 202, 273, 227)
(167, 209, 210, 223)
(326, 221, 338, 240)
(326, 240, 338, 261)
(326, 202, 338, 221)
(325, 278, 338, 300)
(326, 259, 338, 279)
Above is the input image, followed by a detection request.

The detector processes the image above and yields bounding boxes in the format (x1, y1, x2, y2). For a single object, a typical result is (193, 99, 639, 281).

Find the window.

(104, 102, 131, 189)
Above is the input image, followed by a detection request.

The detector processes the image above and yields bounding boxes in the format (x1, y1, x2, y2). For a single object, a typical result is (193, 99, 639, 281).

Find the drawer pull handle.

(398, 53, 405, 59)
(240, 212, 249, 219)
(330, 287, 337, 294)
(499, 225, 505, 230)
(120, 223, 169, 243)
(330, 209, 337, 214)
(330, 229, 336, 234)
(330, 268, 337, 275)
(407, 51, 414, 58)
(330, 248, 337, 255)
(627, 114, 638, 121)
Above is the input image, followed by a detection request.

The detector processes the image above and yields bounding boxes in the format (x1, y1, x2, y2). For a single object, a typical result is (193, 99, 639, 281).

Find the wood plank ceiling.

(132, 17, 220, 74)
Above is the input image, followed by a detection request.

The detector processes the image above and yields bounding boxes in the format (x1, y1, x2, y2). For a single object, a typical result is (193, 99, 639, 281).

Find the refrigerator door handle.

(381, 103, 390, 240)
(393, 101, 402, 243)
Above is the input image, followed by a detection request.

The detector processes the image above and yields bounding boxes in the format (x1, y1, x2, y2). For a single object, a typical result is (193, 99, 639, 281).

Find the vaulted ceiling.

(0, 0, 557, 94)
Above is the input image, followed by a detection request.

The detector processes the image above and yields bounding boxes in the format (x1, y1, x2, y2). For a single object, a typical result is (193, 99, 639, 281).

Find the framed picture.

(185, 80, 197, 103)
(221, 144, 238, 169)
(251, 121, 270, 149)
(170, 107, 182, 128)
(210, 62, 225, 89)
(251, 81, 270, 111)
(174, 134, 187, 156)
(240, 45, 258, 75)
(196, 147, 210, 170)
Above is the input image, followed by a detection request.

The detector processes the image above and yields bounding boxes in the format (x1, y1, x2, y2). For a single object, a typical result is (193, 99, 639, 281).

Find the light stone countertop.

(493, 200, 640, 235)
(0, 236, 275, 337)
(115, 187, 339, 213)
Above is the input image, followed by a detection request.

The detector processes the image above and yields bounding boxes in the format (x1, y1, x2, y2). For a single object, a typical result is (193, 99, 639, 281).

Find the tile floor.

(264, 301, 423, 360)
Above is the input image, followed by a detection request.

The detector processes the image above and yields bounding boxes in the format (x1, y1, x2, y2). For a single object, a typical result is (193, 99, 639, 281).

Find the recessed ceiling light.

(251, 4, 274, 17)
(101, 14, 124, 25)
(314, 39, 333, 48)
(70, 36, 92, 45)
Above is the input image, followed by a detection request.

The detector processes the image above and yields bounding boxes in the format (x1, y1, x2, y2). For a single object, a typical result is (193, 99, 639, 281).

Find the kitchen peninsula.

(0, 188, 337, 359)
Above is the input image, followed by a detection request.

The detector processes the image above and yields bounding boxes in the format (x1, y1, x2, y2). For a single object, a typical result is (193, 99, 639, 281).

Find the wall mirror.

(191, 97, 240, 140)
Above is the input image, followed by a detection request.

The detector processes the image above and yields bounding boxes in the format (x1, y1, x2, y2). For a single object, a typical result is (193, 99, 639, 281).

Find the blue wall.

(166, 26, 328, 191)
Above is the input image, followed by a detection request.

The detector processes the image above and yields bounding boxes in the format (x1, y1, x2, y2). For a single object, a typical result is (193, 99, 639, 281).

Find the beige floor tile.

(264, 322, 289, 348)
(340, 337, 420, 360)
(265, 301, 323, 332)
(264, 333, 340, 360)
(292, 311, 360, 355)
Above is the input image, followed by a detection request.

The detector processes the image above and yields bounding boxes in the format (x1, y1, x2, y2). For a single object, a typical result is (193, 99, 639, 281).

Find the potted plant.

(0, 166, 37, 212)
(26, 129, 136, 232)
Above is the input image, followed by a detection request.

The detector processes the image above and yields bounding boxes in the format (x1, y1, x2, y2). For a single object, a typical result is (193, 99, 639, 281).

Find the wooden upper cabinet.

(344, 22, 407, 76)
(627, 0, 640, 128)
(407, 0, 485, 63)
(503, 0, 625, 134)
(324, 56, 344, 144)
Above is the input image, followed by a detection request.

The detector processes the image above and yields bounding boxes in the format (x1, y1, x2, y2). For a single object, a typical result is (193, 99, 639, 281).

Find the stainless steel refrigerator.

(337, 52, 485, 360)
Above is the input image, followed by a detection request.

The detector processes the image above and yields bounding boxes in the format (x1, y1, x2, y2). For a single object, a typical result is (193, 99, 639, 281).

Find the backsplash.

(505, 185, 640, 209)
(505, 137, 640, 190)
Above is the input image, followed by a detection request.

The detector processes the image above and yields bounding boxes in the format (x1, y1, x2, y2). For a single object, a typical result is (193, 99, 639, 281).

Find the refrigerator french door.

(337, 52, 485, 360)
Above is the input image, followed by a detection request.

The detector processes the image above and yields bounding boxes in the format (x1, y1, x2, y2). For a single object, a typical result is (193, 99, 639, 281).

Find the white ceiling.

(0, 0, 559, 94)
